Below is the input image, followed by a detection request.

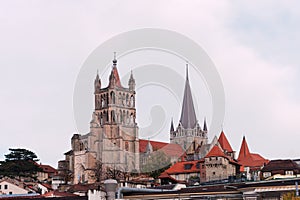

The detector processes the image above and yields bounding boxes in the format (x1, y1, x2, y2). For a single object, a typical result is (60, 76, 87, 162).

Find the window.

(263, 172, 271, 178)
(4, 185, 8, 189)
(285, 171, 294, 175)
(212, 172, 216, 175)
(0, 185, 1, 189)
(184, 164, 193, 170)
(9, 192, 12, 195)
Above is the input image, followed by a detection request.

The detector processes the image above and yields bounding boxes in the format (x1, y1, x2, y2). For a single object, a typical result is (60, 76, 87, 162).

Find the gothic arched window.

(111, 91, 115, 104)
(111, 110, 115, 123)
(125, 141, 129, 151)
(126, 94, 129, 106)
(130, 95, 134, 107)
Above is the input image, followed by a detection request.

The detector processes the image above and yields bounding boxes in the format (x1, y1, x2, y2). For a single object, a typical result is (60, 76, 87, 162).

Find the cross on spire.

(113, 52, 117, 66)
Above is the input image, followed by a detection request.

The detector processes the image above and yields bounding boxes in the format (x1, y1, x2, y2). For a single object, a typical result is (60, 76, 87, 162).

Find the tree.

(89, 160, 105, 183)
(141, 150, 171, 179)
(0, 148, 41, 178)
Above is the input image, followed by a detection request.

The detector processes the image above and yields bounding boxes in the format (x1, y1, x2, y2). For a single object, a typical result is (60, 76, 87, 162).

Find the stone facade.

(66, 57, 139, 184)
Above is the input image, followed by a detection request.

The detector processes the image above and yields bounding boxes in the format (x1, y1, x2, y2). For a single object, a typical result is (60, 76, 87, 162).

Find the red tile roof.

(237, 136, 250, 161)
(39, 164, 57, 174)
(237, 136, 268, 168)
(205, 145, 226, 158)
(139, 139, 184, 158)
(218, 131, 233, 152)
(205, 145, 240, 165)
(164, 160, 202, 174)
(112, 66, 122, 87)
(139, 139, 167, 152)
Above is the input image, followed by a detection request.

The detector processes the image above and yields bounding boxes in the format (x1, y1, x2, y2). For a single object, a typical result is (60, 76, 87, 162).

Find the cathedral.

(170, 66, 208, 151)
(65, 56, 140, 184)
(57, 54, 269, 186)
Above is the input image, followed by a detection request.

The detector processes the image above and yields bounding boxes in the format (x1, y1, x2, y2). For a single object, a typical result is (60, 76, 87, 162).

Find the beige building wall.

(0, 181, 28, 195)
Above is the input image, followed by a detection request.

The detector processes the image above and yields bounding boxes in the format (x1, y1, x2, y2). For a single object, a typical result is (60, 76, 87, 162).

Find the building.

(170, 66, 208, 151)
(36, 164, 57, 182)
(0, 180, 31, 195)
(204, 144, 240, 183)
(160, 131, 240, 184)
(237, 136, 269, 181)
(159, 160, 203, 185)
(64, 56, 139, 184)
(261, 159, 300, 179)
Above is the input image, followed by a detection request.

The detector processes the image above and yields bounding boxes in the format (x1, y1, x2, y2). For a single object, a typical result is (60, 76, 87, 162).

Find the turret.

(128, 70, 135, 91)
(94, 72, 101, 93)
(170, 118, 175, 138)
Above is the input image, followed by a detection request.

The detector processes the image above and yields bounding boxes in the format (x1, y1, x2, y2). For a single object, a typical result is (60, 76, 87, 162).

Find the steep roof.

(237, 136, 268, 168)
(139, 139, 168, 152)
(179, 66, 197, 129)
(237, 136, 251, 161)
(218, 131, 233, 153)
(205, 145, 226, 158)
(139, 139, 184, 158)
(111, 66, 122, 87)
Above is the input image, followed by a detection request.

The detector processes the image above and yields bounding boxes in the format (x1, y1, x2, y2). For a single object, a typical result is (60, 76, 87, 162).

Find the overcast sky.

(0, 1, 300, 167)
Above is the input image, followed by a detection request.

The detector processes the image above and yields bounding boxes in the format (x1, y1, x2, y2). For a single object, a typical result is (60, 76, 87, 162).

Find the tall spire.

(237, 136, 251, 161)
(179, 63, 197, 129)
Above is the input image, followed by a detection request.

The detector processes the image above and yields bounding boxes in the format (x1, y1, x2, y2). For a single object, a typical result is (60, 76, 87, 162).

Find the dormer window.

(184, 163, 193, 170)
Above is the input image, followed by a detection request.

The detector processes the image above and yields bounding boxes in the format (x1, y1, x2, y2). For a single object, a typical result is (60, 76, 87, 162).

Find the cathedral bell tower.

(93, 54, 139, 172)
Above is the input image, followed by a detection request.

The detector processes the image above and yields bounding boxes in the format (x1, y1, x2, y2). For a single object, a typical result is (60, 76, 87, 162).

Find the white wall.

(0, 181, 28, 195)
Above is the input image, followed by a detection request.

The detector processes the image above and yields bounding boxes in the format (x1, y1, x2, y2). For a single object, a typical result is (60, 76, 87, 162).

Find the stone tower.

(170, 65, 208, 151)
(93, 56, 139, 171)
(71, 55, 139, 184)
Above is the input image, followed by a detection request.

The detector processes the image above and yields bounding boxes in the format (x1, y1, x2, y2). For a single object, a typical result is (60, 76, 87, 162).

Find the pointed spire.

(94, 70, 101, 92)
(179, 63, 197, 129)
(128, 70, 135, 91)
(170, 118, 174, 132)
(218, 131, 233, 153)
(145, 139, 153, 154)
(203, 118, 207, 131)
(238, 136, 251, 161)
(186, 62, 189, 80)
(109, 52, 122, 87)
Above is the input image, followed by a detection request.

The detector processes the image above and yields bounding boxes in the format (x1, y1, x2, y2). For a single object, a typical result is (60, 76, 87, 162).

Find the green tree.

(141, 150, 171, 179)
(0, 148, 41, 178)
